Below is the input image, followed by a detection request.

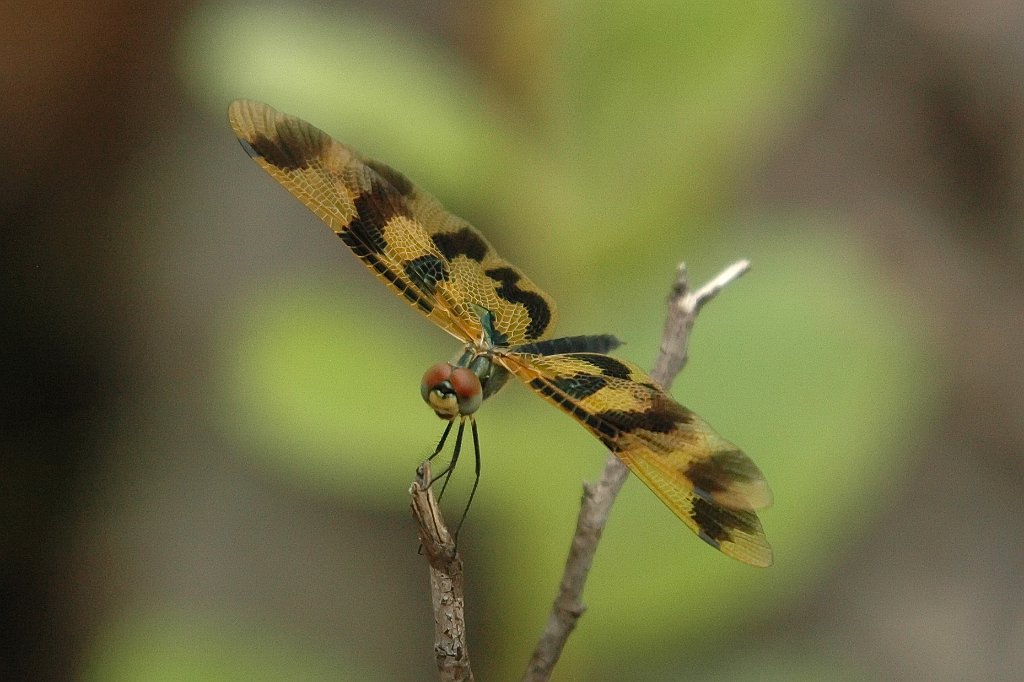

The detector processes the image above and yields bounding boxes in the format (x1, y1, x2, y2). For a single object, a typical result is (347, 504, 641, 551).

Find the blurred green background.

(3, 1, 1022, 680)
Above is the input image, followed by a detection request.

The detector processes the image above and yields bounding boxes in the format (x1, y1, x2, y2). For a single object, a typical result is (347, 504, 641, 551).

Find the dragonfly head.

(420, 361, 482, 419)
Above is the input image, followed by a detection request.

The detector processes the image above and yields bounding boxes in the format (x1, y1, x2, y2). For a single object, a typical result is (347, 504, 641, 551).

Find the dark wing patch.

(550, 373, 609, 401)
(598, 391, 695, 435)
(364, 158, 414, 196)
(403, 254, 450, 296)
(573, 353, 632, 379)
(686, 449, 767, 500)
(691, 497, 763, 547)
(485, 266, 553, 342)
(348, 180, 402, 254)
(432, 227, 489, 263)
(238, 129, 323, 172)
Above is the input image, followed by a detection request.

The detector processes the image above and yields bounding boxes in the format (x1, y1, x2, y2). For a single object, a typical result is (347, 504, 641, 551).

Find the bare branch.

(411, 462, 474, 682)
(652, 259, 750, 383)
(523, 260, 751, 681)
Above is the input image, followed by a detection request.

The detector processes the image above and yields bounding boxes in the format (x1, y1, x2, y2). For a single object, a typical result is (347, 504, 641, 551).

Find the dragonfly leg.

(431, 418, 465, 504)
(451, 418, 481, 546)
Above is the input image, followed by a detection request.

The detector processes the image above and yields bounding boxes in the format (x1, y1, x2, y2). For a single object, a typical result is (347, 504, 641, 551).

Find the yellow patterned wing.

(228, 100, 557, 346)
(501, 350, 773, 566)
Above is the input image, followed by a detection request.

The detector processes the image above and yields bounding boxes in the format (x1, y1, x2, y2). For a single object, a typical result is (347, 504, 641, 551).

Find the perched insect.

(228, 100, 773, 566)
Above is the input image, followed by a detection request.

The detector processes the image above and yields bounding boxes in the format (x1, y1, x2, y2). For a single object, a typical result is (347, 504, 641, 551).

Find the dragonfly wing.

(501, 349, 772, 566)
(228, 99, 558, 345)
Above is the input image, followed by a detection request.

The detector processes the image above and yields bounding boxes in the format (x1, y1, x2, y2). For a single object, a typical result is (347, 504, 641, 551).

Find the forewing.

(228, 100, 557, 345)
(501, 350, 773, 566)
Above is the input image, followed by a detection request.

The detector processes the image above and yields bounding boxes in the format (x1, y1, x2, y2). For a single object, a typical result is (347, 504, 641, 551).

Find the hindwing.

(501, 349, 773, 566)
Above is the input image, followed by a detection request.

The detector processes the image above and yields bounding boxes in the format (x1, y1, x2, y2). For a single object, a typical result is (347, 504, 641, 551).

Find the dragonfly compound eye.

(420, 362, 453, 403)
(449, 368, 483, 415)
(421, 362, 472, 419)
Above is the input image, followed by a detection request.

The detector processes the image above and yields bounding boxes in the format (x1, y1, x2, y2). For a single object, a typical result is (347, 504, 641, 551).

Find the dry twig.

(522, 259, 751, 681)
(410, 461, 474, 682)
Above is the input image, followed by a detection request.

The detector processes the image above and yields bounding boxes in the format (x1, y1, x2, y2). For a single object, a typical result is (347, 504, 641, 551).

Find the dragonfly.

(228, 100, 773, 566)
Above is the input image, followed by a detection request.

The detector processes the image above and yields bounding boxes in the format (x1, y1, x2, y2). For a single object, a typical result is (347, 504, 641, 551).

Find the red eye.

(450, 368, 482, 414)
(420, 362, 453, 402)
(450, 368, 480, 399)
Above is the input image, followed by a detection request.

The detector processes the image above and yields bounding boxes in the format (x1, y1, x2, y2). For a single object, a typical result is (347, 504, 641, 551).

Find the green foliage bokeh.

(84, 609, 379, 682)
